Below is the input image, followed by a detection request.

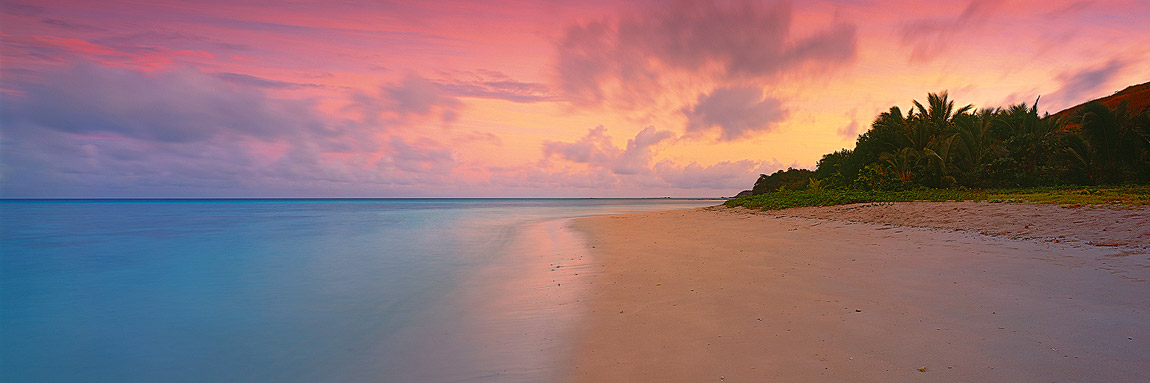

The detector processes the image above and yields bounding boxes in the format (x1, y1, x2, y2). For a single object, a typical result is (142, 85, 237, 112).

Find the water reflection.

(1, 199, 719, 382)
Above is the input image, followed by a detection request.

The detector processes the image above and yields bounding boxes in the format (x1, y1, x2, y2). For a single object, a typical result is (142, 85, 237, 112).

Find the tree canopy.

(747, 91, 1150, 195)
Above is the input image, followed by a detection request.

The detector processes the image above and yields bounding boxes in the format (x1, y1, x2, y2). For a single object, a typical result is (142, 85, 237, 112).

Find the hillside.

(1049, 81, 1150, 121)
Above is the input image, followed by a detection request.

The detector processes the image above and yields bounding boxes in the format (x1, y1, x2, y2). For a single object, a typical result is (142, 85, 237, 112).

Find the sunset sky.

(2, 0, 1148, 197)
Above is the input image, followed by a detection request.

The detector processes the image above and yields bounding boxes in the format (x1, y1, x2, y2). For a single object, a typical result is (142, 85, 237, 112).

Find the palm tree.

(953, 108, 996, 175)
(848, 106, 914, 184)
(1060, 134, 1099, 184)
(870, 106, 913, 151)
(926, 133, 959, 186)
(1076, 100, 1150, 182)
(1133, 110, 1150, 181)
(879, 147, 918, 183)
(911, 91, 973, 150)
(1077, 101, 1122, 172)
(877, 92, 972, 186)
(995, 97, 1057, 184)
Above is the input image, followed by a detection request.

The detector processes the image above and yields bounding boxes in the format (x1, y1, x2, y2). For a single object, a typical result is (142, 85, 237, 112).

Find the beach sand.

(565, 203, 1150, 382)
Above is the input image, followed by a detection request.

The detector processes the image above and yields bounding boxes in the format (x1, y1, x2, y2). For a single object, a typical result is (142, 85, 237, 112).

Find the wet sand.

(379, 218, 593, 382)
(566, 203, 1150, 382)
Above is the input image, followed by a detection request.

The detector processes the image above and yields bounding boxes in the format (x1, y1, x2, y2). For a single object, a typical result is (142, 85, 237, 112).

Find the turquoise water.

(0, 199, 719, 382)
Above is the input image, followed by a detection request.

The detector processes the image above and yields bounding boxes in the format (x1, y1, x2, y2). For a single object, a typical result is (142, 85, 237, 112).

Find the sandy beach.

(566, 203, 1150, 382)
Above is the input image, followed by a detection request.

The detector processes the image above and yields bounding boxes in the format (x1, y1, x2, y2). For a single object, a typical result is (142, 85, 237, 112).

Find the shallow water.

(0, 198, 719, 382)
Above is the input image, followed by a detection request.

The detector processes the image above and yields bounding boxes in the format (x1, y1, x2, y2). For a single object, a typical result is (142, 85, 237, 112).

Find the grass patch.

(985, 185, 1150, 206)
(724, 185, 1150, 210)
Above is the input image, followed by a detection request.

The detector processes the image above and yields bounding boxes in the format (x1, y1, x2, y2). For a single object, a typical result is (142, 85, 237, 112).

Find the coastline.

(743, 201, 1150, 249)
(565, 203, 1150, 382)
(376, 217, 594, 382)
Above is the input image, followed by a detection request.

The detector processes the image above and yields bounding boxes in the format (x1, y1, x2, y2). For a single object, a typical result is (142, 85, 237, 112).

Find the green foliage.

(724, 188, 989, 210)
(814, 149, 852, 188)
(852, 163, 899, 190)
(1073, 101, 1150, 183)
(751, 168, 815, 195)
(806, 178, 824, 192)
(780, 91, 1150, 193)
(989, 100, 1061, 186)
(985, 185, 1150, 206)
(723, 185, 1150, 210)
(952, 108, 996, 177)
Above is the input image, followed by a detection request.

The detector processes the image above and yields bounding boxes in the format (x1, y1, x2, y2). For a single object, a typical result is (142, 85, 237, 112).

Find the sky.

(2, 0, 1149, 198)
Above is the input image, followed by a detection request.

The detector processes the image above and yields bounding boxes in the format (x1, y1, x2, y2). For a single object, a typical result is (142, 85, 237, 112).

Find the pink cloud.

(0, 61, 471, 197)
(535, 125, 778, 191)
(654, 159, 780, 190)
(683, 86, 789, 141)
(382, 137, 456, 174)
(542, 126, 619, 166)
(614, 127, 676, 175)
(837, 118, 861, 139)
(383, 74, 462, 119)
(4, 0, 1148, 198)
(555, 0, 857, 106)
(899, 0, 1000, 62)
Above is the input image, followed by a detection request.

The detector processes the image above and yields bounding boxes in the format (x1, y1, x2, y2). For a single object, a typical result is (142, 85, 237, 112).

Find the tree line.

(751, 91, 1150, 195)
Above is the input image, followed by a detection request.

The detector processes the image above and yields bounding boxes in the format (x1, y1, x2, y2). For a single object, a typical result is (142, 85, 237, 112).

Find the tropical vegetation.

(726, 185, 1150, 210)
(728, 83, 1150, 209)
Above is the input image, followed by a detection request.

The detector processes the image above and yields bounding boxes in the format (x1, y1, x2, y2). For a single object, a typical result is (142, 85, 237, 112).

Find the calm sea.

(0, 198, 720, 382)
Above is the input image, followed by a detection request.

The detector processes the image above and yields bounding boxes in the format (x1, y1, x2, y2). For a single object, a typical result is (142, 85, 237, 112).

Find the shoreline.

(377, 217, 593, 382)
(565, 202, 1150, 382)
(736, 201, 1150, 249)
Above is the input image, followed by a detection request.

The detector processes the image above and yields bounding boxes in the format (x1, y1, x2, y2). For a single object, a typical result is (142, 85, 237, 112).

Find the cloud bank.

(0, 63, 464, 197)
(556, 0, 857, 106)
(1, 62, 768, 197)
(539, 126, 781, 190)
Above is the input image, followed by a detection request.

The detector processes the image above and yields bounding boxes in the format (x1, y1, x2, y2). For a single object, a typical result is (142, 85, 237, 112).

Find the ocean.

(0, 198, 720, 382)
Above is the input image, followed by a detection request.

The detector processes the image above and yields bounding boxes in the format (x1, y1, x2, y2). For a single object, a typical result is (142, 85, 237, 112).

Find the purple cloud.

(41, 18, 104, 32)
(343, 74, 466, 128)
(0, 125, 278, 197)
(0, 62, 477, 197)
(555, 0, 857, 106)
(1047, 58, 1128, 111)
(436, 80, 552, 103)
(684, 86, 788, 141)
(542, 125, 675, 178)
(542, 126, 622, 167)
(382, 137, 456, 174)
(556, 21, 615, 105)
(534, 125, 777, 192)
(1045, 1, 1093, 18)
(212, 72, 323, 90)
(451, 130, 503, 146)
(383, 74, 463, 118)
(5, 62, 323, 143)
(900, 0, 1000, 62)
(0, 2, 44, 16)
(435, 70, 553, 103)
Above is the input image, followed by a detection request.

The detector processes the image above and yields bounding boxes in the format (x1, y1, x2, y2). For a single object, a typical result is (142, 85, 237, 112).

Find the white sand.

(565, 204, 1150, 382)
(760, 202, 1149, 248)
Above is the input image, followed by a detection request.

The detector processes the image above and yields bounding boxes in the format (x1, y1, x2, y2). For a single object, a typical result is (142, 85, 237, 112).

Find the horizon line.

(0, 197, 731, 201)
